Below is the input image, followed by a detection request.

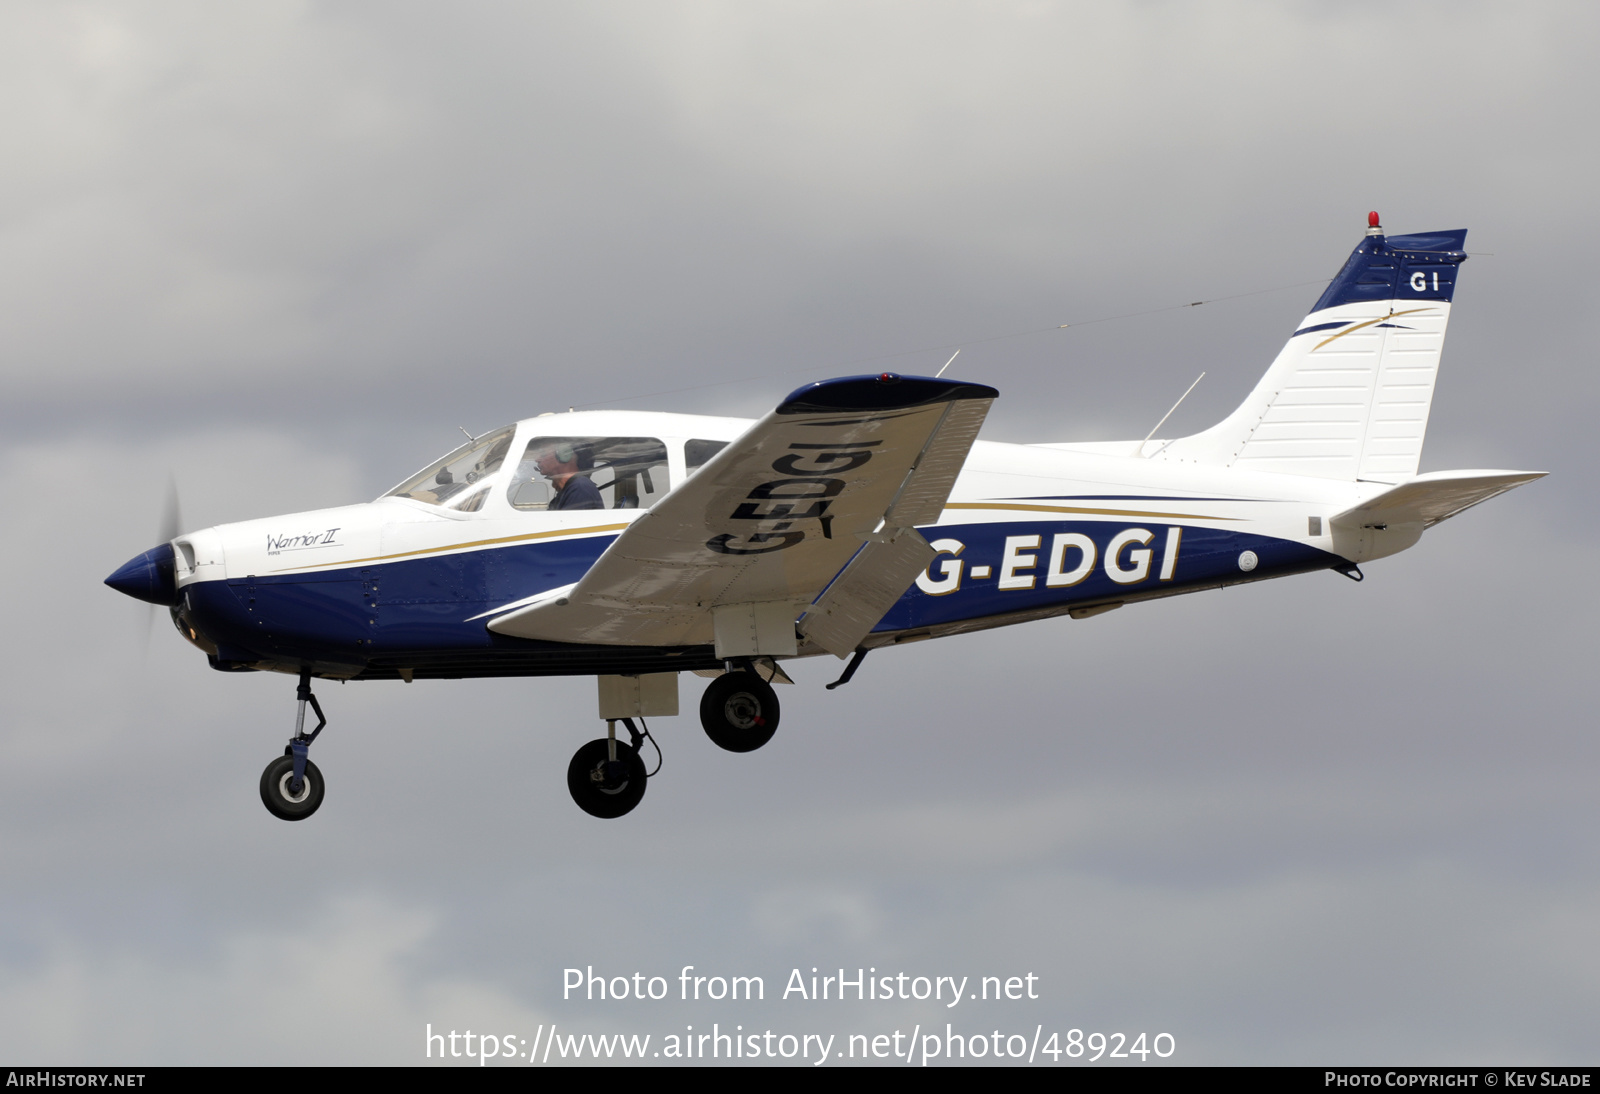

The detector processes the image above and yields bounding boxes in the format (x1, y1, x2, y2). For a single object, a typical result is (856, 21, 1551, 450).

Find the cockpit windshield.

(387, 427, 516, 508)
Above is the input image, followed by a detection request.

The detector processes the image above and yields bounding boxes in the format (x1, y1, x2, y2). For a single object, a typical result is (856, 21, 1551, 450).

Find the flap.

(798, 530, 938, 658)
(488, 374, 996, 647)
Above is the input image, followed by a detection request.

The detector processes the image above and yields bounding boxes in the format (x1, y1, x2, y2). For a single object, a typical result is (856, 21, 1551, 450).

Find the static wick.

(458, 426, 475, 442)
(934, 349, 961, 378)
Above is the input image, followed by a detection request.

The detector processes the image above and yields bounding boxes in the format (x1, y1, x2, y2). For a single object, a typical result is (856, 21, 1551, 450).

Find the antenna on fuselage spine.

(1134, 371, 1205, 457)
(934, 349, 960, 378)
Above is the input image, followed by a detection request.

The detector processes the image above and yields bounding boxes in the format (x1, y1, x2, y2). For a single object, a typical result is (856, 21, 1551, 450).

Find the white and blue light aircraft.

(107, 214, 1542, 821)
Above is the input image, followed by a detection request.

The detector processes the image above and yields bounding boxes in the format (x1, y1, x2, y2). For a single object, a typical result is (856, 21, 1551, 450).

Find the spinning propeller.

(104, 476, 186, 653)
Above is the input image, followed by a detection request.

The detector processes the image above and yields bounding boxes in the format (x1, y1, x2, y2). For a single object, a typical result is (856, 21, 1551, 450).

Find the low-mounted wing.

(487, 374, 997, 655)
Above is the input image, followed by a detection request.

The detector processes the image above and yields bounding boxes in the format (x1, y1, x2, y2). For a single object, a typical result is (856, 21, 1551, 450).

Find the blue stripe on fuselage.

(184, 534, 618, 662)
(873, 522, 1338, 632)
(181, 522, 1339, 667)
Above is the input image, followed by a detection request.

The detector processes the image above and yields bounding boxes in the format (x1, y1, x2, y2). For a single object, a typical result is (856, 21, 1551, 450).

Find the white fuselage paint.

(170, 406, 1398, 655)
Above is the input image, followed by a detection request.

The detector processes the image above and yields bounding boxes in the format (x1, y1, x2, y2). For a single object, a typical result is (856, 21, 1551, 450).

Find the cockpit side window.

(451, 487, 489, 513)
(508, 437, 671, 512)
(387, 427, 516, 507)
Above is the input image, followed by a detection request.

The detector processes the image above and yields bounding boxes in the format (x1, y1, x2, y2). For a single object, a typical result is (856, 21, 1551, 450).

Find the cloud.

(0, 895, 549, 1065)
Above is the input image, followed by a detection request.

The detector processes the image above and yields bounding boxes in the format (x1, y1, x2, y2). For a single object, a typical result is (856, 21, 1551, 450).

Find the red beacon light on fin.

(1366, 210, 1383, 236)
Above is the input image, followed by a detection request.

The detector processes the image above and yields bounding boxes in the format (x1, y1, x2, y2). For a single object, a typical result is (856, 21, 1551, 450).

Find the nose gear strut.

(260, 669, 329, 821)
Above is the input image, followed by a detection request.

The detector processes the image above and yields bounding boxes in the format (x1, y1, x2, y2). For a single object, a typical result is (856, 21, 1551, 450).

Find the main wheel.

(260, 755, 325, 821)
(566, 739, 648, 818)
(700, 672, 780, 753)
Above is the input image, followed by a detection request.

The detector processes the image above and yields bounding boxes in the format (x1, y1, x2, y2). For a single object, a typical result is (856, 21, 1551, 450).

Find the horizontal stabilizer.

(1335, 469, 1546, 528)
(1330, 469, 1544, 562)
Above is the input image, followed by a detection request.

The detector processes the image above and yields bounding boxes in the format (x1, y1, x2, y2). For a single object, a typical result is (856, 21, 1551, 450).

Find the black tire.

(566, 739, 648, 818)
(699, 672, 780, 753)
(260, 755, 325, 821)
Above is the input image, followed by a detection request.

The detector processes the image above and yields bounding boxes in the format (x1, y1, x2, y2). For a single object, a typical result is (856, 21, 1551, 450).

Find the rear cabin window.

(686, 439, 729, 474)
(508, 437, 671, 511)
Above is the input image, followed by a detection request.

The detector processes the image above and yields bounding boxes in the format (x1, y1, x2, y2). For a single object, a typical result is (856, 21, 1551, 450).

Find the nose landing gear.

(567, 718, 654, 818)
(260, 670, 327, 821)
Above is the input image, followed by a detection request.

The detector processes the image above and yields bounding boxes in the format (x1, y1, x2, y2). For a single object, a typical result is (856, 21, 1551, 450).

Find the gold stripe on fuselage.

(269, 500, 1238, 577)
(267, 522, 631, 574)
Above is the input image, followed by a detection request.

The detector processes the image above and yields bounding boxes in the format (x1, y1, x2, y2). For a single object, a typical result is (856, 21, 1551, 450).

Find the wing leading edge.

(487, 374, 996, 656)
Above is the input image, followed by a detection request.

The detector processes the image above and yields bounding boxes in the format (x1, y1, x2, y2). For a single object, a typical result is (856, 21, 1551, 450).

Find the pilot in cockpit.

(536, 443, 604, 511)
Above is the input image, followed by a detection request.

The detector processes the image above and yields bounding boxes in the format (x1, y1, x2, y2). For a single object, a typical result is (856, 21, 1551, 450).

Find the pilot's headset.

(552, 441, 576, 465)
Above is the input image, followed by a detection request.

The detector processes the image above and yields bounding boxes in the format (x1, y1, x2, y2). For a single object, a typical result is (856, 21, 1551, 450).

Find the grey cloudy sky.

(3, 0, 1597, 1065)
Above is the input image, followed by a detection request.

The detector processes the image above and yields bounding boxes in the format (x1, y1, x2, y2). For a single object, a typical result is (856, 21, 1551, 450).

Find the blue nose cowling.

(105, 543, 179, 606)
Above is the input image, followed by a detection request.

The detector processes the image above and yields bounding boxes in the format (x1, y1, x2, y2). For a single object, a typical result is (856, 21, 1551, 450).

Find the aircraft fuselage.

(153, 409, 1380, 682)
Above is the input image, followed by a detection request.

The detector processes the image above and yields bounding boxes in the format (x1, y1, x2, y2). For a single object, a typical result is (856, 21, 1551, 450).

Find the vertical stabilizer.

(1159, 217, 1468, 481)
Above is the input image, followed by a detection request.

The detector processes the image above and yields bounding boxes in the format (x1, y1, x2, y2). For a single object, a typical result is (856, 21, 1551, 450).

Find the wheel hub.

(278, 771, 311, 803)
(589, 760, 632, 794)
(723, 693, 763, 729)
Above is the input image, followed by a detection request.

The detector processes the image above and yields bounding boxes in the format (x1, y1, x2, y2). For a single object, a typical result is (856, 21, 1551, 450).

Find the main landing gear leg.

(567, 718, 650, 818)
(260, 669, 328, 821)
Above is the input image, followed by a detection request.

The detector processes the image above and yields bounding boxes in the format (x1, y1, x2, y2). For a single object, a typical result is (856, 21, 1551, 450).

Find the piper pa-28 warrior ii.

(107, 214, 1543, 821)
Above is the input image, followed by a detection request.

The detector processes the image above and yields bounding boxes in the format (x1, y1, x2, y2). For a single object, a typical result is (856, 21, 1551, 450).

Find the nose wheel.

(261, 753, 325, 820)
(567, 719, 652, 818)
(261, 670, 328, 821)
(700, 671, 779, 752)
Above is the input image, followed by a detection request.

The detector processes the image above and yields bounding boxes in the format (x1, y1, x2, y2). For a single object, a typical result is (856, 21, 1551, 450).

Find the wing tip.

(777, 373, 998, 415)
